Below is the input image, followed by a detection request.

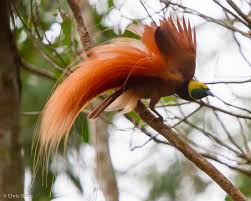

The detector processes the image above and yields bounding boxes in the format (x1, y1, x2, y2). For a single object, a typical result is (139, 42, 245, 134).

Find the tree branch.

(212, 0, 249, 27)
(162, 1, 251, 38)
(226, 0, 251, 28)
(66, 1, 119, 200)
(21, 59, 56, 81)
(195, 101, 251, 120)
(201, 152, 251, 177)
(91, 119, 119, 201)
(0, 1, 23, 200)
(205, 78, 251, 84)
(67, 0, 92, 50)
(134, 101, 248, 201)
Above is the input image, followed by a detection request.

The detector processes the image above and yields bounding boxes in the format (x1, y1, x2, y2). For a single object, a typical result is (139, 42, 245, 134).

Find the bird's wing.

(141, 23, 160, 55)
(154, 17, 197, 81)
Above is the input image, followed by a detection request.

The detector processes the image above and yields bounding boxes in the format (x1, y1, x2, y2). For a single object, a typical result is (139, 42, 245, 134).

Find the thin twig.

(67, 0, 92, 50)
(213, 111, 247, 158)
(139, 0, 158, 25)
(201, 152, 251, 177)
(211, 92, 251, 115)
(135, 101, 248, 201)
(21, 59, 56, 81)
(127, 117, 251, 174)
(195, 101, 251, 120)
(167, 110, 242, 156)
(156, 101, 192, 108)
(187, 139, 244, 164)
(21, 111, 41, 116)
(212, 0, 249, 27)
(30, 0, 67, 66)
(11, 2, 66, 71)
(205, 78, 251, 84)
(236, 118, 251, 157)
(224, 11, 251, 68)
(172, 106, 201, 128)
(66, 1, 119, 201)
(162, 1, 251, 38)
(226, 0, 251, 28)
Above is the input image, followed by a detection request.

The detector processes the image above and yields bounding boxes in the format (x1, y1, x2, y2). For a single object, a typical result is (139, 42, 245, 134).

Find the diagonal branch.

(134, 101, 248, 201)
(195, 101, 251, 120)
(205, 78, 251, 84)
(226, 0, 251, 28)
(21, 59, 56, 81)
(162, 1, 251, 38)
(212, 0, 249, 27)
(67, 0, 92, 50)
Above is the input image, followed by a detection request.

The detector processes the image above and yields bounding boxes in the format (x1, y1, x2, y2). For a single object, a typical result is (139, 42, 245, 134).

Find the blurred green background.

(6, 0, 251, 200)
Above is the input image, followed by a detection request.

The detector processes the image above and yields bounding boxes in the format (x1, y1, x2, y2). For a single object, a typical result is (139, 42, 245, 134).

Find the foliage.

(146, 160, 209, 201)
(9, 0, 251, 200)
(12, 0, 81, 200)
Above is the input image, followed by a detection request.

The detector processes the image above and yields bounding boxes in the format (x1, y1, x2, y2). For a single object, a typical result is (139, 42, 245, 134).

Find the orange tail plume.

(34, 38, 167, 168)
(34, 17, 196, 173)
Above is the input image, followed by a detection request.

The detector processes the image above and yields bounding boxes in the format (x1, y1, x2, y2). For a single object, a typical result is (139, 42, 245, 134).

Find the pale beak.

(206, 90, 214, 97)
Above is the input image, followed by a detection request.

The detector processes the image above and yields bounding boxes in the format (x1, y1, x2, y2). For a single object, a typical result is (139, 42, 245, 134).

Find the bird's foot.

(158, 115, 164, 122)
(150, 109, 164, 122)
(149, 114, 163, 124)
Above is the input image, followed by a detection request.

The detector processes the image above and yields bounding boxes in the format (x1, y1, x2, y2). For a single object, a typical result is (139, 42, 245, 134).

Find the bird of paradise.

(34, 17, 213, 169)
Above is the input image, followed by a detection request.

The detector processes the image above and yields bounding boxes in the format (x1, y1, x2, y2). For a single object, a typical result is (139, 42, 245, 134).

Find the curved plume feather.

(33, 39, 168, 170)
(33, 17, 197, 173)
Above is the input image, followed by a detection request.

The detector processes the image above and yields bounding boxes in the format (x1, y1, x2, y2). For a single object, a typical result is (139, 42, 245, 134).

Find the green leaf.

(225, 195, 232, 201)
(235, 174, 251, 198)
(108, 0, 114, 8)
(61, 17, 72, 45)
(31, 169, 55, 201)
(127, 111, 143, 126)
(75, 113, 89, 143)
(123, 30, 140, 39)
(160, 96, 176, 104)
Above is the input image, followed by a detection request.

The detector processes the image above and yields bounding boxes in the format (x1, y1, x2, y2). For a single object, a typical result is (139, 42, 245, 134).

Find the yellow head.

(176, 80, 214, 100)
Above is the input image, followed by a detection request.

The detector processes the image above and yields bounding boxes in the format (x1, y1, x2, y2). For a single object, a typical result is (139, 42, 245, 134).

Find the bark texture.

(92, 119, 119, 201)
(135, 101, 248, 201)
(67, 1, 119, 200)
(0, 1, 23, 200)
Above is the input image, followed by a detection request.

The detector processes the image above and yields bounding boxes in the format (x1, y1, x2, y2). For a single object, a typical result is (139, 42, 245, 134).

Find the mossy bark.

(0, 1, 23, 200)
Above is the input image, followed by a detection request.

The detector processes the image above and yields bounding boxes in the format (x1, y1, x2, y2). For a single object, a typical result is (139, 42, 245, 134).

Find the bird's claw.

(158, 116, 164, 122)
(149, 115, 163, 124)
